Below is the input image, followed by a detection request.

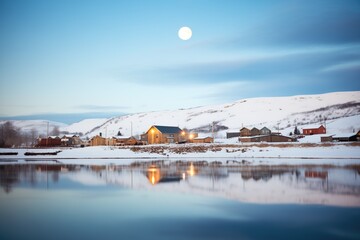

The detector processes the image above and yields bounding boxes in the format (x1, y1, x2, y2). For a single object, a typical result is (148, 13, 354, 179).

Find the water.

(1, 161, 360, 240)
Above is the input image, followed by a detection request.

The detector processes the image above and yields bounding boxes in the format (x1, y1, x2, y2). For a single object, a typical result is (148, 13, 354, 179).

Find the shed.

(192, 137, 214, 143)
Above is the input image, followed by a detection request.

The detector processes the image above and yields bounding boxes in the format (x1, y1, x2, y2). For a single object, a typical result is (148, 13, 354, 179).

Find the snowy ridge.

(63, 91, 360, 138)
(0, 120, 67, 135)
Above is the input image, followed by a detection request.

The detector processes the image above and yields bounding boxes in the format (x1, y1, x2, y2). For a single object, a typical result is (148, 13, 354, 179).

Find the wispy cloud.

(76, 105, 129, 111)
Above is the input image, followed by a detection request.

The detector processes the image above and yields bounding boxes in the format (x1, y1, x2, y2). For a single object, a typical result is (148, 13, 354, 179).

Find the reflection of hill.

(1, 163, 360, 206)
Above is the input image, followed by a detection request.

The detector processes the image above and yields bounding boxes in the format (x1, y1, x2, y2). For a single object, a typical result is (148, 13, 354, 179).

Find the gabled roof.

(260, 127, 271, 131)
(302, 125, 325, 130)
(251, 127, 260, 131)
(240, 127, 250, 131)
(149, 125, 182, 134)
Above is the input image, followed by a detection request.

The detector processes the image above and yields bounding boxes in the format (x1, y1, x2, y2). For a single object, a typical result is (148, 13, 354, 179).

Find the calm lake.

(1, 161, 360, 240)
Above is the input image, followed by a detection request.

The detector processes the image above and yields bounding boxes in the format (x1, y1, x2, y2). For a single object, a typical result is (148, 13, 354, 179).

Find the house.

(239, 134, 295, 143)
(321, 136, 333, 142)
(302, 125, 326, 135)
(114, 136, 138, 146)
(240, 127, 251, 137)
(144, 125, 184, 144)
(250, 127, 260, 136)
(90, 135, 106, 146)
(260, 127, 271, 135)
(226, 132, 240, 139)
(192, 137, 214, 143)
(37, 136, 62, 147)
(61, 135, 82, 147)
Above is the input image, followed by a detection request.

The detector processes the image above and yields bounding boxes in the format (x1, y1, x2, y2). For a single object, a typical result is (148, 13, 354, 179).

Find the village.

(36, 123, 360, 148)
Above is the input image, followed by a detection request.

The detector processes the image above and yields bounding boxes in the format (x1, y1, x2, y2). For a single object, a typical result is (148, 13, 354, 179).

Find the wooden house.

(239, 134, 295, 143)
(90, 135, 106, 146)
(240, 127, 251, 137)
(192, 137, 214, 143)
(302, 125, 326, 135)
(144, 125, 184, 144)
(37, 136, 62, 147)
(250, 127, 260, 136)
(321, 136, 333, 142)
(260, 127, 271, 135)
(61, 135, 82, 147)
(114, 136, 138, 146)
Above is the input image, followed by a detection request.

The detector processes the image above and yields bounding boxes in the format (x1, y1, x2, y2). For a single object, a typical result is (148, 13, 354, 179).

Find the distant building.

(61, 135, 82, 147)
(260, 127, 271, 135)
(239, 134, 295, 143)
(226, 132, 240, 139)
(37, 136, 61, 147)
(302, 125, 326, 135)
(89, 135, 106, 146)
(113, 136, 138, 146)
(192, 137, 214, 143)
(240, 127, 251, 137)
(250, 127, 260, 136)
(320, 136, 333, 142)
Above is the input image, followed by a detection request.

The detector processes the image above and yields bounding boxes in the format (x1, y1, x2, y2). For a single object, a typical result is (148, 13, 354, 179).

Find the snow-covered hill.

(63, 91, 360, 138)
(0, 120, 67, 135)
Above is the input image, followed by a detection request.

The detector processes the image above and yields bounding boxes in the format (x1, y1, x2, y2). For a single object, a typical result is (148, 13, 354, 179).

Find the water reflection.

(1, 161, 360, 206)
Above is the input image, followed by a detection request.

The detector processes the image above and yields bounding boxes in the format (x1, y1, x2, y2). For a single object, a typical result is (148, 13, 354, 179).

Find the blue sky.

(0, 0, 359, 123)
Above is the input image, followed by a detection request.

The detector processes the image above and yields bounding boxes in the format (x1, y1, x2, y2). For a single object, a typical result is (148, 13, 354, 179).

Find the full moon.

(178, 26, 192, 40)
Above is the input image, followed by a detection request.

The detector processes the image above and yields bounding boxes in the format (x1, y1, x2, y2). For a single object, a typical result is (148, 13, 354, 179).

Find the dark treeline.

(0, 121, 40, 148)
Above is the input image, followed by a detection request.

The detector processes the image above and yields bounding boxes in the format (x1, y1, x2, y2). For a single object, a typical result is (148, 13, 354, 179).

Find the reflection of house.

(192, 137, 214, 143)
(239, 134, 295, 143)
(146, 165, 182, 185)
(303, 125, 326, 135)
(305, 171, 328, 179)
(37, 136, 62, 147)
(142, 125, 185, 144)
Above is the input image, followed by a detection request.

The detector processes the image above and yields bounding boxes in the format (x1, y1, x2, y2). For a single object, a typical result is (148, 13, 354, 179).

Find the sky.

(0, 0, 360, 123)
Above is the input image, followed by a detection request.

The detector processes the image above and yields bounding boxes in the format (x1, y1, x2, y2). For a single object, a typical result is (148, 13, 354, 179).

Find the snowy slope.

(73, 91, 360, 138)
(0, 120, 67, 135)
(61, 118, 108, 135)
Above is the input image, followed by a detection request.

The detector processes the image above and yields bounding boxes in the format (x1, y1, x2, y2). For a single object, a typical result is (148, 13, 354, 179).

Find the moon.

(178, 26, 192, 40)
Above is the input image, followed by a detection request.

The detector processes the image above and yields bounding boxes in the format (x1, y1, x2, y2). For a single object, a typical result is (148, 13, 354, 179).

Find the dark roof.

(153, 125, 182, 134)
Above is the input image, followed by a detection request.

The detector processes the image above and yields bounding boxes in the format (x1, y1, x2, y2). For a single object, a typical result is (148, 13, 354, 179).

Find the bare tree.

(0, 121, 21, 147)
(50, 126, 60, 136)
(30, 128, 39, 147)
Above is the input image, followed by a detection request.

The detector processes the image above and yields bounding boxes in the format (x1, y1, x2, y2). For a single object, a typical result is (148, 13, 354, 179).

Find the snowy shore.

(0, 142, 359, 166)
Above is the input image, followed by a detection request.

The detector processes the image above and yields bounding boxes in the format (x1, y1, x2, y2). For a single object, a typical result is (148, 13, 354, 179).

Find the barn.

(302, 125, 326, 135)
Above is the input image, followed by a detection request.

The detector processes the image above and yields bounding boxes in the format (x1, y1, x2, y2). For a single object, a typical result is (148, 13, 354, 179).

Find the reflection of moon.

(178, 27, 192, 40)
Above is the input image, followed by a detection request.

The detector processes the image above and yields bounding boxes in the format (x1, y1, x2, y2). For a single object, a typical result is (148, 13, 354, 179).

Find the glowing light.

(178, 26, 192, 40)
(187, 163, 196, 176)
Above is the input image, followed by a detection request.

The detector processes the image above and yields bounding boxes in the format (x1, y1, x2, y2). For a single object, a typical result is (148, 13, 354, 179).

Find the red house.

(302, 125, 326, 135)
(37, 136, 62, 147)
